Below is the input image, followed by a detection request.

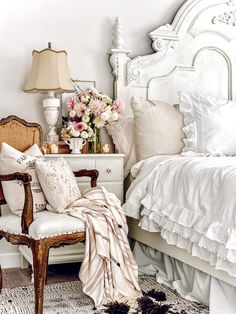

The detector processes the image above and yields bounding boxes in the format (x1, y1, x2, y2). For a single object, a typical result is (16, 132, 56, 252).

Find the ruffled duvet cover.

(123, 155, 236, 277)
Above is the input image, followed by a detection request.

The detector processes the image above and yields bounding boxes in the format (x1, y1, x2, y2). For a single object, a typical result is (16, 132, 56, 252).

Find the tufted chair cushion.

(0, 211, 85, 240)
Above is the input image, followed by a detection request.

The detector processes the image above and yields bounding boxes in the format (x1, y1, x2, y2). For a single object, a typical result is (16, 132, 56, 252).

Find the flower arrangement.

(61, 87, 125, 143)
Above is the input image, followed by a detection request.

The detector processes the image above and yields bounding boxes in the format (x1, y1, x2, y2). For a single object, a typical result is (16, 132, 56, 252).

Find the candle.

(50, 144, 59, 154)
(42, 143, 49, 154)
(102, 144, 110, 153)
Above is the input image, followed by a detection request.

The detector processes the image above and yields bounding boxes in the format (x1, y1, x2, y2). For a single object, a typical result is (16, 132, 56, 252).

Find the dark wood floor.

(2, 263, 81, 289)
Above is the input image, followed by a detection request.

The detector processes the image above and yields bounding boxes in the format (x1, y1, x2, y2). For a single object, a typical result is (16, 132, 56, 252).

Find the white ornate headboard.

(109, 0, 236, 116)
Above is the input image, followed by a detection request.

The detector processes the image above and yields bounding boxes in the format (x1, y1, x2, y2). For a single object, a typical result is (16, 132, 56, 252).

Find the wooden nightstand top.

(44, 153, 125, 158)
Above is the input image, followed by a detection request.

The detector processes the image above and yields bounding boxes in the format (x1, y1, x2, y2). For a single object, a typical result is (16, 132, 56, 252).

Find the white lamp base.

(47, 132, 59, 143)
(43, 96, 60, 143)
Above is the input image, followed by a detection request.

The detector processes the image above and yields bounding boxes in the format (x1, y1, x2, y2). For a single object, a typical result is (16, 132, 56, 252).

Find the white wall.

(0, 0, 185, 131)
(0, 0, 185, 267)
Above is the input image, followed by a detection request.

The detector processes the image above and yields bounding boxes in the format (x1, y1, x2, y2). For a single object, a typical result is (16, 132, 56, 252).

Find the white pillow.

(0, 142, 47, 216)
(24, 144, 43, 157)
(106, 117, 137, 177)
(131, 97, 185, 161)
(35, 158, 81, 213)
(180, 92, 236, 155)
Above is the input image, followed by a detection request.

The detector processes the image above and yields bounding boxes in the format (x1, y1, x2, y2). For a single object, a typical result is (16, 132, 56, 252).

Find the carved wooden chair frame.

(0, 115, 99, 314)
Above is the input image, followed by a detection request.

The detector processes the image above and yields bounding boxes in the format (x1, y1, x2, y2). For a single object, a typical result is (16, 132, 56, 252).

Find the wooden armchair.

(0, 116, 99, 314)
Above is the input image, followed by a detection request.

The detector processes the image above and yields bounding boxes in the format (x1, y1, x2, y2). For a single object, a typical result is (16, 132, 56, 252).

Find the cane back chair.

(0, 115, 99, 314)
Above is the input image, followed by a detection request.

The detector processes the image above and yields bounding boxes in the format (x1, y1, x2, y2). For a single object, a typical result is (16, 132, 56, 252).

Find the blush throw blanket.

(62, 186, 141, 307)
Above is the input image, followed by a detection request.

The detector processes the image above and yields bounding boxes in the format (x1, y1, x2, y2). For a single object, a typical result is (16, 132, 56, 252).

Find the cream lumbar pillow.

(131, 97, 185, 161)
(35, 158, 81, 213)
(0, 142, 47, 216)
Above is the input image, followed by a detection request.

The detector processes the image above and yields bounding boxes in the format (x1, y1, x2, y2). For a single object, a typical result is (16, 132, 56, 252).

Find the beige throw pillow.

(106, 117, 137, 177)
(35, 158, 81, 213)
(131, 97, 185, 161)
(0, 142, 47, 216)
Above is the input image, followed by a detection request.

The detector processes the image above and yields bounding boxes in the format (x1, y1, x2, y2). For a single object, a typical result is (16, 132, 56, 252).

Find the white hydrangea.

(111, 112, 119, 121)
(85, 109, 91, 116)
(81, 95, 90, 103)
(101, 112, 110, 121)
(71, 129, 80, 137)
(94, 116, 105, 128)
(69, 110, 76, 118)
(82, 116, 90, 123)
(88, 127, 94, 136)
(80, 131, 89, 139)
(105, 106, 112, 114)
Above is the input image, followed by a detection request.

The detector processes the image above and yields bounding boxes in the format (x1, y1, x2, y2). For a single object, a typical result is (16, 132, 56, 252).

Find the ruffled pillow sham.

(180, 92, 236, 155)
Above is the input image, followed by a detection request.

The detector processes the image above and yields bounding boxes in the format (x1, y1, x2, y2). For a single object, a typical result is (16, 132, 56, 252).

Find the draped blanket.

(62, 186, 141, 307)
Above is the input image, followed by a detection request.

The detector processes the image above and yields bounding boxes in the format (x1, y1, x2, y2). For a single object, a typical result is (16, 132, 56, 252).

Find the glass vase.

(90, 127, 101, 153)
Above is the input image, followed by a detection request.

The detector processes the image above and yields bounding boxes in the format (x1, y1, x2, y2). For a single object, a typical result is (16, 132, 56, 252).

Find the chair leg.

(0, 236, 3, 293)
(31, 240, 49, 314)
(0, 265, 2, 293)
(45, 253, 49, 284)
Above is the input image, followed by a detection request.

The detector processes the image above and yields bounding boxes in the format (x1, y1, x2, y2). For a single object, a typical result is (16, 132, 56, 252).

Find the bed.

(108, 0, 236, 311)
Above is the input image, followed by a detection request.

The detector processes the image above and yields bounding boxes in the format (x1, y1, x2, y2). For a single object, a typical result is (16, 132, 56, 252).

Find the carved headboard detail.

(109, 0, 236, 116)
(0, 115, 43, 152)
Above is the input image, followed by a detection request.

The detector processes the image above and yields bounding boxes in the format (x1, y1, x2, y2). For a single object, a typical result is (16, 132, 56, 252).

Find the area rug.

(0, 276, 209, 313)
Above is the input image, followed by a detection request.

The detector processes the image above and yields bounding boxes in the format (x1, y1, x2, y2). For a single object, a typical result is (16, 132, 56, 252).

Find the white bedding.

(123, 155, 236, 276)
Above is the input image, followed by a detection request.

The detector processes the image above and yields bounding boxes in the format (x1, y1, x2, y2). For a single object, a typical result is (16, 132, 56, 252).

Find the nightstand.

(19, 153, 125, 269)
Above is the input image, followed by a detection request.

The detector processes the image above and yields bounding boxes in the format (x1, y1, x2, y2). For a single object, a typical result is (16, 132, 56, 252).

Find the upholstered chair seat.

(0, 211, 85, 239)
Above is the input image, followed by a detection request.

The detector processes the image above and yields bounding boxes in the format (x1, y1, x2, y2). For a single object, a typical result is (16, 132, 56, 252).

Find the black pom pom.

(137, 296, 170, 314)
(146, 289, 167, 301)
(104, 301, 130, 314)
(148, 303, 170, 314)
(137, 296, 155, 314)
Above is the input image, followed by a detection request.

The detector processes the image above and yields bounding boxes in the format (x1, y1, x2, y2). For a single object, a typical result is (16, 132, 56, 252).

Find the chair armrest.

(73, 169, 99, 188)
(0, 172, 33, 234)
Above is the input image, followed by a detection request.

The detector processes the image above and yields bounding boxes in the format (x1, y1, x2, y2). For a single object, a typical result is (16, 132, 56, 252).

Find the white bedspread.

(123, 155, 236, 277)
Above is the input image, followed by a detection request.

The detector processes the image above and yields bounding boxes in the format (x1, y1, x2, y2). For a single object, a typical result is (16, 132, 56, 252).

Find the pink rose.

(75, 122, 86, 132)
(112, 99, 125, 115)
(67, 97, 76, 110)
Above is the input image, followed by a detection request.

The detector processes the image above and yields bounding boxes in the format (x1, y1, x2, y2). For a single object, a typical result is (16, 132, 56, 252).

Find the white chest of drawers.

(51, 153, 125, 202)
(19, 153, 124, 269)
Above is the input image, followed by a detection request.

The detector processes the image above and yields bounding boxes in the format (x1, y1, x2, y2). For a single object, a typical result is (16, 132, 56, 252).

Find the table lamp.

(24, 43, 75, 142)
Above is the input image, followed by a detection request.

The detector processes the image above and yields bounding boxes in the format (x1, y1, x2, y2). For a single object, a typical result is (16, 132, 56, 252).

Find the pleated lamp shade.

(24, 47, 75, 94)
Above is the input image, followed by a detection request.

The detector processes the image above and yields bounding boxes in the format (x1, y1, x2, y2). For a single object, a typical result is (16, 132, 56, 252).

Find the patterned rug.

(0, 276, 209, 314)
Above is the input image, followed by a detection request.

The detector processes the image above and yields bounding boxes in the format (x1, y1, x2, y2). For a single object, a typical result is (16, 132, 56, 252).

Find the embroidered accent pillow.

(180, 92, 236, 155)
(0, 142, 47, 216)
(35, 158, 81, 213)
(131, 97, 185, 161)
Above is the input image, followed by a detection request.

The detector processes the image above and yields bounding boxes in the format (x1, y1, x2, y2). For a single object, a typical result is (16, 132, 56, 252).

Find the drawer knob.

(106, 168, 112, 173)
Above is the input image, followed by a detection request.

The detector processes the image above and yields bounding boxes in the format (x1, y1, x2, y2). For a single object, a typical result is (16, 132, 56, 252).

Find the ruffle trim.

(106, 124, 121, 153)
(182, 123, 197, 152)
(179, 95, 197, 153)
(123, 200, 141, 220)
(139, 193, 236, 276)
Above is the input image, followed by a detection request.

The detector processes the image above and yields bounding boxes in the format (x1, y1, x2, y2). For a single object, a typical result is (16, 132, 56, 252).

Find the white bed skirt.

(133, 241, 236, 314)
